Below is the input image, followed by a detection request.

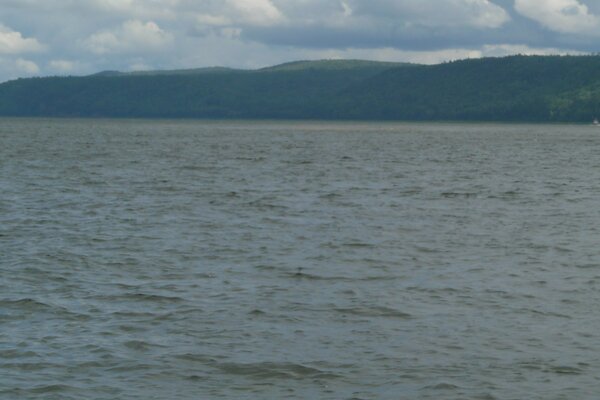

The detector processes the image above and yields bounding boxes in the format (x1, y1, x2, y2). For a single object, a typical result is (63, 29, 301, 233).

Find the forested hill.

(1, 56, 600, 122)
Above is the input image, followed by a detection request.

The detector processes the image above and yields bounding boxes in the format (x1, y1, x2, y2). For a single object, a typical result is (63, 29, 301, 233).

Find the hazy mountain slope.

(1, 56, 600, 121)
(339, 55, 600, 121)
(91, 67, 241, 77)
(0, 64, 394, 118)
(259, 59, 414, 72)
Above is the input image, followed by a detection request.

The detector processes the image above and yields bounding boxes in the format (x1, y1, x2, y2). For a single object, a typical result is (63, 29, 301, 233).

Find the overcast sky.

(1, 0, 600, 82)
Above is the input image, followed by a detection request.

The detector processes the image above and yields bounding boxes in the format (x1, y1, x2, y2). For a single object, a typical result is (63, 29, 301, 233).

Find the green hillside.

(1, 56, 600, 121)
(259, 59, 414, 71)
(91, 66, 241, 77)
(0, 60, 402, 119)
(340, 55, 600, 121)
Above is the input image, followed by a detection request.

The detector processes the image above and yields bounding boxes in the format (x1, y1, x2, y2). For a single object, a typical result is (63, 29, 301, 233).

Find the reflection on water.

(2, 119, 600, 399)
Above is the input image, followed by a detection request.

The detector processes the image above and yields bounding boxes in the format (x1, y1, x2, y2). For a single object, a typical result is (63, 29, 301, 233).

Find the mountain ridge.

(87, 60, 414, 77)
(1, 55, 599, 122)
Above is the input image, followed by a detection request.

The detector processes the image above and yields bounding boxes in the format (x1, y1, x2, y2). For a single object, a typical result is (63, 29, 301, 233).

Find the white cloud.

(15, 58, 39, 74)
(193, 0, 284, 37)
(220, 27, 243, 39)
(0, 0, 598, 83)
(0, 56, 39, 81)
(480, 43, 584, 56)
(165, 35, 583, 72)
(303, 47, 484, 64)
(196, 14, 232, 27)
(227, 0, 284, 26)
(84, 20, 173, 54)
(0, 24, 43, 54)
(345, 0, 510, 29)
(281, 43, 583, 65)
(514, 0, 600, 34)
(49, 59, 76, 72)
(190, 0, 510, 48)
(128, 61, 152, 71)
(85, 0, 179, 19)
(468, 0, 512, 28)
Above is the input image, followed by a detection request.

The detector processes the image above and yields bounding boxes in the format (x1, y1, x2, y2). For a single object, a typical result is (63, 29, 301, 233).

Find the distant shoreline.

(1, 115, 596, 126)
(2, 56, 600, 123)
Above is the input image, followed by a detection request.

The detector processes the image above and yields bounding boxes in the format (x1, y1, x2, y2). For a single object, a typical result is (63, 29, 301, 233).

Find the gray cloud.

(0, 24, 44, 54)
(0, 0, 598, 82)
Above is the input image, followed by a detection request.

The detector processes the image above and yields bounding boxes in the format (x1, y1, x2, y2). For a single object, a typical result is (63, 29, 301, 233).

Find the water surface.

(2, 119, 600, 399)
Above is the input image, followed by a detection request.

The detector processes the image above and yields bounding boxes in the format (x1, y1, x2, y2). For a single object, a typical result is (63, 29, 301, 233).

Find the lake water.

(2, 119, 600, 399)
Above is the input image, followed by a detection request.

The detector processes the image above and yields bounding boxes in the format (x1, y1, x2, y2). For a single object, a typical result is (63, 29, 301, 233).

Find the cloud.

(193, 0, 284, 38)
(0, 24, 43, 54)
(0, 56, 40, 81)
(286, 43, 582, 65)
(192, 0, 510, 47)
(227, 0, 284, 26)
(128, 60, 153, 71)
(480, 43, 584, 56)
(86, 0, 180, 19)
(49, 59, 76, 73)
(15, 58, 39, 73)
(83, 20, 173, 55)
(0, 0, 598, 83)
(346, 0, 510, 29)
(514, 0, 600, 34)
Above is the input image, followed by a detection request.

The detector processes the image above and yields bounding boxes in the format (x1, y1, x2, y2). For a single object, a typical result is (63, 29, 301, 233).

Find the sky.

(1, 0, 600, 82)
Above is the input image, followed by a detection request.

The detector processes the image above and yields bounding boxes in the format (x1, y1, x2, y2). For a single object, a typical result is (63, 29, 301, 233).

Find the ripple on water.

(3, 120, 600, 399)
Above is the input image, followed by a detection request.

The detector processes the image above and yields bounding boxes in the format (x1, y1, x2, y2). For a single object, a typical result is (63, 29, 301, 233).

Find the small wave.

(174, 353, 220, 364)
(398, 187, 423, 195)
(216, 361, 341, 380)
(488, 190, 520, 199)
(29, 384, 76, 394)
(102, 293, 185, 303)
(334, 306, 412, 319)
(0, 298, 90, 320)
(254, 264, 278, 271)
(288, 271, 395, 282)
(319, 192, 342, 199)
(441, 192, 478, 198)
(1, 298, 53, 310)
(234, 156, 266, 162)
(117, 324, 146, 333)
(0, 349, 38, 359)
(106, 363, 156, 373)
(575, 263, 600, 269)
(3, 362, 62, 372)
(288, 270, 331, 280)
(472, 394, 497, 400)
(342, 242, 376, 248)
(546, 365, 584, 375)
(522, 308, 572, 320)
(178, 165, 213, 171)
(422, 382, 461, 390)
(246, 200, 288, 210)
(149, 308, 205, 322)
(123, 340, 165, 351)
(110, 311, 157, 318)
(249, 309, 266, 315)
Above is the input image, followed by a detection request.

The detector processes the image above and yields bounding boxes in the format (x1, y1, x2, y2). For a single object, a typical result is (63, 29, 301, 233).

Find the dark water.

(2, 119, 600, 399)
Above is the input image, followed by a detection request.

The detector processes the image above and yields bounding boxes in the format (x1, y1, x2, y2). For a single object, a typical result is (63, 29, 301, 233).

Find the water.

(2, 118, 600, 399)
